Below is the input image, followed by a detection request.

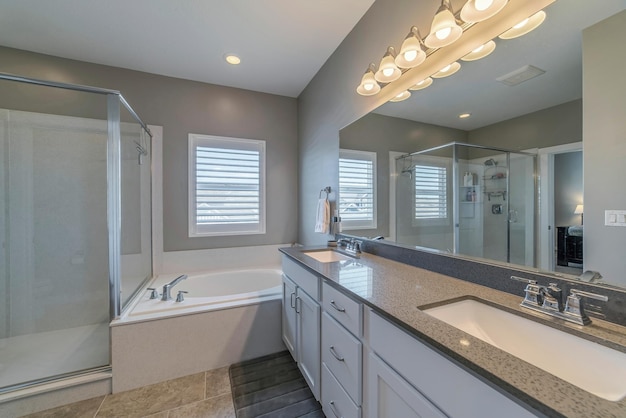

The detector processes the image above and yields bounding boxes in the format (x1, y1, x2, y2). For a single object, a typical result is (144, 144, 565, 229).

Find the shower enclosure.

(395, 142, 536, 266)
(0, 73, 153, 393)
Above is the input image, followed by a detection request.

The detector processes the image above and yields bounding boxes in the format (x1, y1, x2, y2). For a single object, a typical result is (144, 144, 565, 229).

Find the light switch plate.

(605, 210, 626, 227)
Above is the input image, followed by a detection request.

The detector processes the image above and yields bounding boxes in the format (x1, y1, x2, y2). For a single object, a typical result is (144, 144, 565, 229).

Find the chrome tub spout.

(161, 274, 188, 301)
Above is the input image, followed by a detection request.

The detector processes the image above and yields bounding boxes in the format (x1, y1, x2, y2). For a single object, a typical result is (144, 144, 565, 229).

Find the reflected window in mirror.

(339, 149, 377, 230)
(411, 157, 451, 226)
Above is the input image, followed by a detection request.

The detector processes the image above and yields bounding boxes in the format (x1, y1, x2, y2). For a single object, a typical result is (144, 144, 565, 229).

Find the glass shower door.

(0, 87, 110, 390)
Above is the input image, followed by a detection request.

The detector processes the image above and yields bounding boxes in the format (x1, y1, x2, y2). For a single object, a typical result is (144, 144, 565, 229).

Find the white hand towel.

(315, 198, 330, 234)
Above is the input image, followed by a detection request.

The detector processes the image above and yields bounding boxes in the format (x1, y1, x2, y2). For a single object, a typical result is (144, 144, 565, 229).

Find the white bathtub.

(112, 267, 286, 392)
(127, 268, 283, 319)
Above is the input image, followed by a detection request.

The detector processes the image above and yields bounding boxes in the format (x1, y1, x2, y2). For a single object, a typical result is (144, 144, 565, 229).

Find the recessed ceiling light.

(224, 54, 241, 65)
(459, 113, 472, 119)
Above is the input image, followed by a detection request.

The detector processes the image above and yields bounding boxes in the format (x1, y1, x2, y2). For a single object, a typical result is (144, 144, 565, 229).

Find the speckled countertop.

(280, 246, 626, 418)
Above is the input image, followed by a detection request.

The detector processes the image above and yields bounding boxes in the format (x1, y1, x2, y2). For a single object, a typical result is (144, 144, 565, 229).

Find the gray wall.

(467, 100, 582, 150)
(554, 151, 583, 227)
(583, 11, 626, 286)
(339, 113, 466, 237)
(0, 46, 298, 251)
(298, 0, 453, 246)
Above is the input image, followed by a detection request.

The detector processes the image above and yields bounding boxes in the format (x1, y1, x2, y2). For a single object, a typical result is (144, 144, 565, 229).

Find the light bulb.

(383, 68, 394, 77)
(440, 64, 451, 73)
(436, 27, 452, 40)
(363, 83, 374, 91)
(514, 18, 529, 29)
(475, 0, 493, 11)
(472, 44, 485, 53)
(404, 50, 418, 62)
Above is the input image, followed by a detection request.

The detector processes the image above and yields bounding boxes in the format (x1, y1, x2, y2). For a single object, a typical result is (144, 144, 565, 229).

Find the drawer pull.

(329, 345, 345, 362)
(328, 400, 343, 418)
(330, 300, 346, 312)
(290, 291, 296, 309)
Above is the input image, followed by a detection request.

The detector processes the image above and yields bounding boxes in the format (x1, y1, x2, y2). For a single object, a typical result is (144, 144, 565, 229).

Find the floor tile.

(205, 367, 230, 399)
(20, 396, 105, 418)
(96, 373, 205, 418)
(168, 394, 235, 418)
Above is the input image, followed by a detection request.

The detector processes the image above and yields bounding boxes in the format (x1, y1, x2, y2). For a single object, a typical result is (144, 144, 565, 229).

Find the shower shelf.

(484, 190, 507, 201)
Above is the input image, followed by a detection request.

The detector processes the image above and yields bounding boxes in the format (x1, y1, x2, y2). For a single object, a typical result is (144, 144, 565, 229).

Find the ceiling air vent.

(496, 65, 546, 86)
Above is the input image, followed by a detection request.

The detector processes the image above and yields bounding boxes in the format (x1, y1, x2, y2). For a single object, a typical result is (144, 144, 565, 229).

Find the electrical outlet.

(605, 210, 626, 227)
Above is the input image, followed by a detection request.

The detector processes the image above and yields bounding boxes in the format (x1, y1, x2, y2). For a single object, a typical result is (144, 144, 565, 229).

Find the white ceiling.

(0, 0, 375, 98)
(374, 0, 626, 130)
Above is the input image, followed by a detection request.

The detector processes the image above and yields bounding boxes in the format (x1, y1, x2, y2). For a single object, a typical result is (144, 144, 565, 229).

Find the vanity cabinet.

(366, 309, 538, 418)
(367, 352, 447, 418)
(281, 256, 321, 400)
(321, 281, 363, 418)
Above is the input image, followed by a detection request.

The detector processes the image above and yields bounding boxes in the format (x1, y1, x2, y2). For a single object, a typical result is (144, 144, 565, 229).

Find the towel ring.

(319, 186, 331, 198)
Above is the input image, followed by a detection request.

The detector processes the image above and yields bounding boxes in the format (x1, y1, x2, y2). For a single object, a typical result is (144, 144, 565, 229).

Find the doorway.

(538, 142, 583, 273)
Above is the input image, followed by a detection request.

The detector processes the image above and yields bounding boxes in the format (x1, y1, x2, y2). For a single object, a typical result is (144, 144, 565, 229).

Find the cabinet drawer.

(322, 281, 362, 336)
(282, 256, 319, 300)
(322, 363, 361, 418)
(322, 312, 362, 405)
(367, 310, 537, 418)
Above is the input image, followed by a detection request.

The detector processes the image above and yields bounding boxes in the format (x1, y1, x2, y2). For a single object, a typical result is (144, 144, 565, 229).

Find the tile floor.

(21, 367, 235, 418)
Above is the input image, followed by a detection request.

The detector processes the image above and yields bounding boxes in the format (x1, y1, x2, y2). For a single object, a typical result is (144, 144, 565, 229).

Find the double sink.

(302, 248, 626, 402)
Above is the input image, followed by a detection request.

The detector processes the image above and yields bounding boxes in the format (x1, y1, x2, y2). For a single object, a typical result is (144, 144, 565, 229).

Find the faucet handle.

(564, 289, 608, 325)
(569, 289, 608, 302)
(147, 288, 159, 299)
(510, 276, 537, 284)
(176, 290, 188, 303)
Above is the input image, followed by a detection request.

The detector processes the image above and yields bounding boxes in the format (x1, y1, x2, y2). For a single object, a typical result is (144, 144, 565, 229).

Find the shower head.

(484, 158, 497, 166)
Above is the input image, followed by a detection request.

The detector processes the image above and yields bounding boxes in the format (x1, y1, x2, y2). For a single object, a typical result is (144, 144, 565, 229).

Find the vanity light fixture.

(499, 10, 546, 40)
(356, 63, 381, 96)
(224, 54, 241, 65)
(460, 0, 508, 23)
(432, 61, 461, 78)
(375, 47, 402, 83)
(409, 77, 433, 91)
(389, 90, 411, 102)
(424, 0, 463, 49)
(461, 40, 496, 61)
(395, 26, 427, 69)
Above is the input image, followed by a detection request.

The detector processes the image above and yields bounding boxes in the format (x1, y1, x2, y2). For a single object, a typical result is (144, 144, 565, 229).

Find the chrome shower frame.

(0, 72, 153, 320)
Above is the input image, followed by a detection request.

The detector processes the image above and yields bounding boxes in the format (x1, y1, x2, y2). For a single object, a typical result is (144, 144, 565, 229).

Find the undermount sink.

(302, 249, 353, 263)
(423, 298, 626, 401)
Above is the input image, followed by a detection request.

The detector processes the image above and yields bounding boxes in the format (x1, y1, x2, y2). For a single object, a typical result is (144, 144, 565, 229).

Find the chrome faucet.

(161, 275, 188, 301)
(511, 276, 608, 325)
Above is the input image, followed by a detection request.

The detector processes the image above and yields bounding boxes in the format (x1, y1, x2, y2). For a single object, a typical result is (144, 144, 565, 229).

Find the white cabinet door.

(282, 275, 297, 359)
(297, 288, 321, 400)
(367, 353, 447, 418)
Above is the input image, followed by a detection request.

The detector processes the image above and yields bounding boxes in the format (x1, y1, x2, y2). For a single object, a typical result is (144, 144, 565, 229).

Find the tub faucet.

(161, 275, 188, 301)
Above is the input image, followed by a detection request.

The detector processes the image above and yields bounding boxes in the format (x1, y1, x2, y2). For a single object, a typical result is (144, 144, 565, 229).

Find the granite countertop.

(280, 246, 626, 418)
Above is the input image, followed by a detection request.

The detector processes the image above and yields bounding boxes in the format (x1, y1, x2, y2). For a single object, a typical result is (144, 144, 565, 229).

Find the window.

(188, 134, 266, 237)
(413, 162, 448, 222)
(339, 149, 376, 229)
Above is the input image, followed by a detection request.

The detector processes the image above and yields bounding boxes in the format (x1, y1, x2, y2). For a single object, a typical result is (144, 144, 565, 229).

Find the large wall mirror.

(339, 1, 626, 289)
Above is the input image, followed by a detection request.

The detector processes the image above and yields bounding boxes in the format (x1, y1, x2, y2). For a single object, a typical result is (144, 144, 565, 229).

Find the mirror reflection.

(339, 1, 626, 288)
